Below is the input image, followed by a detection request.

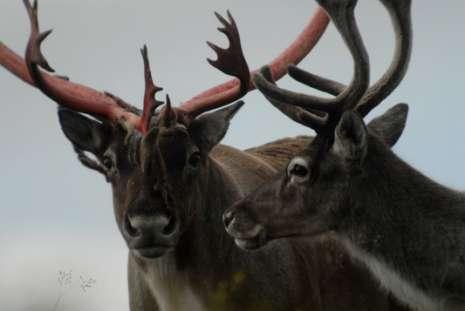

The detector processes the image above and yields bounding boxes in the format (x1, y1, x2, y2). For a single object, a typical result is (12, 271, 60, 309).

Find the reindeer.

(224, 0, 465, 310)
(2, 1, 410, 310)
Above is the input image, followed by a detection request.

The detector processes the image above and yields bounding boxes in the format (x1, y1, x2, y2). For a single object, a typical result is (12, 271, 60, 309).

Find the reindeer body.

(336, 136, 465, 310)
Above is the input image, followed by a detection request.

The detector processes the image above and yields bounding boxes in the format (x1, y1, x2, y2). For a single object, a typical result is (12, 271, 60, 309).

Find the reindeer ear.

(58, 107, 112, 155)
(333, 111, 367, 168)
(367, 103, 408, 147)
(189, 101, 244, 152)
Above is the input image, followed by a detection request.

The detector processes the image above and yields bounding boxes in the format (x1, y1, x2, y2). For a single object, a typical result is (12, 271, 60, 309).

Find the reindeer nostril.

(125, 214, 140, 237)
(162, 214, 176, 235)
(223, 210, 235, 228)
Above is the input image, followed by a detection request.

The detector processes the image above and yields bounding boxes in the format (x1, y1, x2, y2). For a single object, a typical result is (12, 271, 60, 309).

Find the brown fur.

(245, 136, 311, 170)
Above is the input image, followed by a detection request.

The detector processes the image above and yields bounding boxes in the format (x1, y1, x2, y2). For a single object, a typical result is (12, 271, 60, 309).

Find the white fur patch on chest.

(145, 260, 204, 311)
(340, 238, 439, 311)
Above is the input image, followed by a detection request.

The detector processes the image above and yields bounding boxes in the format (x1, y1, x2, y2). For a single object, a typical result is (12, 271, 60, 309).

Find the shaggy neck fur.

(338, 136, 465, 311)
(140, 158, 243, 310)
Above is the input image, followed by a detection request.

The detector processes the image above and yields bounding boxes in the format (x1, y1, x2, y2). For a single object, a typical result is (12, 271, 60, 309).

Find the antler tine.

(255, 67, 327, 131)
(288, 65, 345, 96)
(209, 11, 250, 95)
(179, 8, 330, 120)
(356, 0, 412, 116)
(140, 45, 164, 133)
(160, 94, 177, 128)
(24, 0, 56, 86)
(253, 70, 335, 112)
(255, 0, 369, 120)
(181, 10, 250, 120)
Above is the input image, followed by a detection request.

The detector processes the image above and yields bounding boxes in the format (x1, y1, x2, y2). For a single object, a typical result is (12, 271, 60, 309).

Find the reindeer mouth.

(234, 235, 266, 250)
(129, 236, 175, 258)
(133, 245, 172, 258)
(231, 224, 267, 250)
(124, 209, 178, 259)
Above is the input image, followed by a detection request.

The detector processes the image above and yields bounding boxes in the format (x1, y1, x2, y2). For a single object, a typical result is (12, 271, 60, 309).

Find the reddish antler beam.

(0, 41, 140, 125)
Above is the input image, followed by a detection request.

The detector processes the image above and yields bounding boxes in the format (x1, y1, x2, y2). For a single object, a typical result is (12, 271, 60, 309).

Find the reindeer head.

(56, 13, 250, 258)
(59, 99, 245, 258)
(224, 0, 412, 250)
(1, 1, 329, 258)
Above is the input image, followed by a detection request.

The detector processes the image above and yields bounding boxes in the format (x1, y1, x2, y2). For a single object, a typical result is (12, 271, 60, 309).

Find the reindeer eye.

(290, 164, 308, 177)
(188, 151, 201, 168)
(287, 157, 309, 181)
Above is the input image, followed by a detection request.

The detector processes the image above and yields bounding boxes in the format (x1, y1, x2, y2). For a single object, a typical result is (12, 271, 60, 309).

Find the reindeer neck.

(337, 137, 465, 310)
(136, 155, 245, 309)
(174, 155, 242, 272)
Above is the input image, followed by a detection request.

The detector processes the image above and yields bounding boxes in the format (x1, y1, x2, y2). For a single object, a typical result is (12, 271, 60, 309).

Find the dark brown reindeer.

(225, 0, 465, 310)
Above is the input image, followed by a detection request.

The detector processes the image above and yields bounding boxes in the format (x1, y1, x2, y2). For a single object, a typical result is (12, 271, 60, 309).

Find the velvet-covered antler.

(280, 0, 412, 118)
(18, 0, 141, 124)
(254, 0, 370, 140)
(140, 45, 164, 133)
(253, 0, 412, 147)
(180, 8, 330, 121)
(1, 1, 330, 131)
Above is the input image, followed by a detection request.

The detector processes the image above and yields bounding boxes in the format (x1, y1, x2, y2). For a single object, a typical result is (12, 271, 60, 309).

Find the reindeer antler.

(140, 45, 164, 133)
(254, 0, 369, 142)
(180, 8, 330, 121)
(280, 0, 412, 118)
(19, 0, 141, 125)
(254, 0, 412, 148)
(1, 1, 330, 132)
(175, 11, 250, 122)
(207, 11, 250, 95)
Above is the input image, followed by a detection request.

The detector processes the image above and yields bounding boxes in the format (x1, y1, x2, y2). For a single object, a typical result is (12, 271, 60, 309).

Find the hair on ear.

(367, 103, 409, 147)
(58, 107, 112, 155)
(189, 101, 245, 152)
(333, 111, 367, 169)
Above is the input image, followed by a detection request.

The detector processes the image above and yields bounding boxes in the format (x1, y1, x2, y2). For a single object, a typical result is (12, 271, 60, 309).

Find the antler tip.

(38, 28, 53, 43)
(141, 44, 148, 54)
(214, 11, 230, 27)
(22, 0, 31, 9)
(140, 45, 149, 60)
(226, 10, 235, 23)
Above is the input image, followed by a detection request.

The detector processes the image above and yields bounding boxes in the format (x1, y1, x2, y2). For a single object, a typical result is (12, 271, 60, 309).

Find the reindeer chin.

(132, 245, 172, 259)
(233, 225, 267, 251)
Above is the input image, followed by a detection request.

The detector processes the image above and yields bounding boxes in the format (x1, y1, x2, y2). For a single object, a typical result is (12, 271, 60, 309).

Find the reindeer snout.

(223, 204, 263, 238)
(123, 203, 179, 258)
(223, 203, 267, 251)
(125, 209, 177, 239)
(127, 213, 170, 236)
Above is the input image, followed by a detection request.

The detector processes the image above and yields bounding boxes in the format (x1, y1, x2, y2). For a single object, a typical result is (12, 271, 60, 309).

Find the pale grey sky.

(1, 1, 464, 310)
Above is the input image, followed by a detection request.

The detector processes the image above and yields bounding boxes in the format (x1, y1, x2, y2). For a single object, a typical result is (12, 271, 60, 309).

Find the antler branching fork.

(0, 0, 330, 134)
(254, 0, 412, 147)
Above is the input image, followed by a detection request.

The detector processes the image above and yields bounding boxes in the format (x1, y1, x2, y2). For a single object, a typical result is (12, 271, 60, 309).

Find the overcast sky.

(1, 1, 464, 310)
